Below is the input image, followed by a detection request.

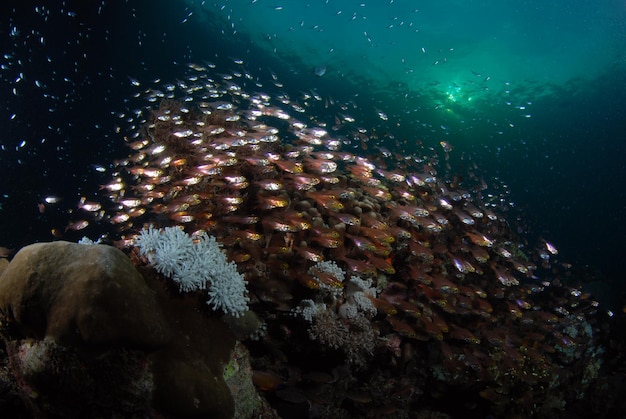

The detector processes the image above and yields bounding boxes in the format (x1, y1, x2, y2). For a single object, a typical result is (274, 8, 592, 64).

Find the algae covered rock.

(0, 241, 171, 348)
(5, 337, 154, 418)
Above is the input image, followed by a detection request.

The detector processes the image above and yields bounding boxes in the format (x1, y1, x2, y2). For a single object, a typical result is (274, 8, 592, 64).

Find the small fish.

(0, 247, 14, 258)
(252, 370, 283, 391)
(545, 241, 558, 255)
(66, 220, 89, 231)
(313, 65, 326, 77)
(439, 141, 452, 152)
(465, 231, 493, 247)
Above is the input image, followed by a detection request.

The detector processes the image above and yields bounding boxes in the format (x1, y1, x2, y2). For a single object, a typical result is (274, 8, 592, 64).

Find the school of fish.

(68, 62, 603, 417)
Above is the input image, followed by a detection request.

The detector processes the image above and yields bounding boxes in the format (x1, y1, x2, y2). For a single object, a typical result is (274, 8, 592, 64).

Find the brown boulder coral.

(0, 241, 171, 348)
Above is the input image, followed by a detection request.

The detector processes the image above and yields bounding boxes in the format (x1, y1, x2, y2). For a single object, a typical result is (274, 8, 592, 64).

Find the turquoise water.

(1, 0, 625, 289)
(192, 0, 626, 282)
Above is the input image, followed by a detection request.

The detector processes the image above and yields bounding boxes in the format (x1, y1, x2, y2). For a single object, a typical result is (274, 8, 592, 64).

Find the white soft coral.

(135, 226, 249, 317)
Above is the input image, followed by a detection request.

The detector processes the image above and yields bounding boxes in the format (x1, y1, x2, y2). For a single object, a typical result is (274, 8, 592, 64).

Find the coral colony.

(134, 225, 249, 317)
(73, 63, 601, 416)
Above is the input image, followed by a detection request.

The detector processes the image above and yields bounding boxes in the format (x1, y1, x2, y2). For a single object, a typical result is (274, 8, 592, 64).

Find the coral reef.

(5, 62, 621, 417)
(0, 242, 271, 418)
(135, 225, 249, 317)
(79, 69, 605, 417)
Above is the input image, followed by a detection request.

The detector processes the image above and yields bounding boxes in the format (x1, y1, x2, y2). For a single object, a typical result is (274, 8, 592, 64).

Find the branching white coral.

(294, 260, 381, 365)
(151, 226, 194, 279)
(309, 260, 345, 282)
(308, 260, 346, 297)
(78, 236, 102, 245)
(293, 299, 326, 322)
(135, 226, 249, 317)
